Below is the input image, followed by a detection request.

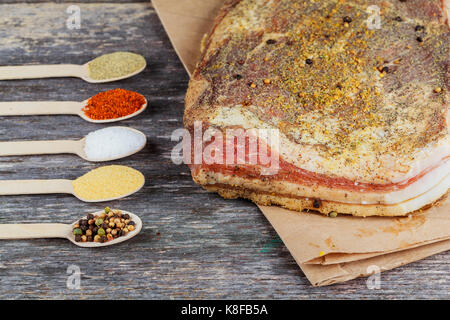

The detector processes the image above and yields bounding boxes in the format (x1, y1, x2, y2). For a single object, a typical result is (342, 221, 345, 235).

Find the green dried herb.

(88, 52, 146, 80)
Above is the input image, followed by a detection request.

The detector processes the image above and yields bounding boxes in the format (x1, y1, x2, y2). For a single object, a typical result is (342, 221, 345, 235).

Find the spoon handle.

(0, 140, 80, 156)
(0, 64, 84, 80)
(0, 101, 81, 116)
(0, 223, 71, 239)
(0, 179, 74, 196)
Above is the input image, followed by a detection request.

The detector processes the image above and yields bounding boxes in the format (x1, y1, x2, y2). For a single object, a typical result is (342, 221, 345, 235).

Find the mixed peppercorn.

(72, 207, 136, 243)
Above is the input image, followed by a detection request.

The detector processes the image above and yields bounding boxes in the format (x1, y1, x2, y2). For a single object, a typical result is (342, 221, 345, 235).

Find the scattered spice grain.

(343, 16, 352, 23)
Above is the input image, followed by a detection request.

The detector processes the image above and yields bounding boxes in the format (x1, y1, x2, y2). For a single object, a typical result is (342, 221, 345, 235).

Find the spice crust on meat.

(184, 0, 450, 216)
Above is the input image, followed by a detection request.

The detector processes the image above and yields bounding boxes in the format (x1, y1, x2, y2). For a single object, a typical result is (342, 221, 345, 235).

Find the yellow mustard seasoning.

(72, 165, 144, 201)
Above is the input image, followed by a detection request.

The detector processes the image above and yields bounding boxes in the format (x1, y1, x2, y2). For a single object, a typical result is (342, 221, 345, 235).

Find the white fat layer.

(195, 161, 449, 205)
(210, 105, 449, 184)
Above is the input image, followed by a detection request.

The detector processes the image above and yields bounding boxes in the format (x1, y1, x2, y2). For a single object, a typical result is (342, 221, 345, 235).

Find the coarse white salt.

(84, 127, 146, 161)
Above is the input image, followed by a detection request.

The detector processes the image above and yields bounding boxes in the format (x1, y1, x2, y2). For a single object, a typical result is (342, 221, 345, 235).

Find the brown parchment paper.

(152, 0, 450, 286)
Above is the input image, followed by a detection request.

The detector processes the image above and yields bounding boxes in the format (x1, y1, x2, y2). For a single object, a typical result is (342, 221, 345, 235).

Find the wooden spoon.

(0, 52, 146, 83)
(0, 167, 145, 202)
(0, 97, 148, 123)
(0, 210, 142, 248)
(0, 127, 147, 162)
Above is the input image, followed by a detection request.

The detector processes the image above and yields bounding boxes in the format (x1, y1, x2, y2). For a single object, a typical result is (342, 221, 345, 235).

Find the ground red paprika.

(82, 88, 146, 120)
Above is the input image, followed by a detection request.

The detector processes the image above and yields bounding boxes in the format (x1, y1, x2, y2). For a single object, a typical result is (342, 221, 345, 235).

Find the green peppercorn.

(97, 228, 106, 236)
(329, 211, 338, 218)
(105, 207, 111, 214)
(73, 228, 82, 235)
(95, 218, 104, 226)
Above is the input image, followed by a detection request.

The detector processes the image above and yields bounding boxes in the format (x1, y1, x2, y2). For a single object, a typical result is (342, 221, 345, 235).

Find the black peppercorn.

(266, 39, 276, 44)
(381, 66, 389, 73)
(123, 214, 130, 220)
(100, 236, 107, 243)
(313, 199, 321, 208)
(336, 83, 342, 89)
(394, 16, 403, 22)
(102, 223, 109, 229)
(415, 25, 425, 32)
(92, 227, 98, 234)
(233, 74, 243, 80)
(128, 221, 136, 226)
(87, 214, 94, 220)
(305, 58, 313, 65)
(80, 224, 88, 232)
(416, 36, 423, 42)
(87, 235, 93, 242)
(74, 235, 82, 242)
(343, 16, 352, 23)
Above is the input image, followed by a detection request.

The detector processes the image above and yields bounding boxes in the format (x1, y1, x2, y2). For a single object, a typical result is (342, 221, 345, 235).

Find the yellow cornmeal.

(73, 165, 144, 201)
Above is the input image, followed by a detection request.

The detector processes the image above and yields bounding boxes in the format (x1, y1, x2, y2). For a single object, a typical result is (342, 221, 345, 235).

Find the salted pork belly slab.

(184, 0, 449, 216)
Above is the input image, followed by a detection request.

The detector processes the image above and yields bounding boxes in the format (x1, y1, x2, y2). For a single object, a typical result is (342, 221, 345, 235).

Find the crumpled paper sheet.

(152, 0, 450, 286)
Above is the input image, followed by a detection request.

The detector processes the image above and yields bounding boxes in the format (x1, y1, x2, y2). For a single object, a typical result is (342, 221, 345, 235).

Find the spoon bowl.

(80, 59, 147, 84)
(77, 126, 147, 162)
(72, 177, 145, 203)
(78, 97, 148, 123)
(67, 210, 142, 247)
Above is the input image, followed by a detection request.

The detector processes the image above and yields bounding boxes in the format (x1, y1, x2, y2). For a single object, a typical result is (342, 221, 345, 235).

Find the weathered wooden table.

(0, 1, 447, 299)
